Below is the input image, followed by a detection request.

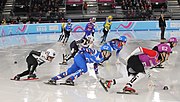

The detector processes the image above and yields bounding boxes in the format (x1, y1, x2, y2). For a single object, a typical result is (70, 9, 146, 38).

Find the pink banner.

(66, 0, 83, 4)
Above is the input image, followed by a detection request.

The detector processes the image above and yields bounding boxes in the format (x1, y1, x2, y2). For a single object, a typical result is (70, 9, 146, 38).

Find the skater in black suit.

(12, 49, 56, 80)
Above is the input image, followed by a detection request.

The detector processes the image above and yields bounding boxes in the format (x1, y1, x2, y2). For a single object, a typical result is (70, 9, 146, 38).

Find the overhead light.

(155, 2, 158, 5)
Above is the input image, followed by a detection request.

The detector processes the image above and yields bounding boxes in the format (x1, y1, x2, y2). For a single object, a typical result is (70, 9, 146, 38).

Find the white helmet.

(46, 49, 56, 58)
(92, 17, 96, 21)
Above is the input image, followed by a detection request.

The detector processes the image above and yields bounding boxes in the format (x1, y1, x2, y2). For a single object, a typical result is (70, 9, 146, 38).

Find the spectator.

(83, 2, 88, 14)
(159, 14, 166, 41)
(161, 6, 165, 13)
(17, 16, 21, 23)
(112, 3, 116, 13)
(1, 18, 6, 25)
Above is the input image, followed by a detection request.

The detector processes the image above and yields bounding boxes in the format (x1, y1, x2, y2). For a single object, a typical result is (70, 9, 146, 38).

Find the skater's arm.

(141, 47, 158, 57)
(116, 49, 120, 58)
(84, 23, 88, 31)
(79, 47, 93, 54)
(29, 50, 41, 56)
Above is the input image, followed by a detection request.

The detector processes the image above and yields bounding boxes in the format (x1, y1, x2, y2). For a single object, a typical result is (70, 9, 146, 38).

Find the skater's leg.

(66, 50, 77, 61)
(62, 30, 67, 43)
(103, 28, 108, 43)
(59, 28, 65, 41)
(92, 32, 94, 37)
(14, 64, 32, 80)
(101, 28, 108, 43)
(65, 32, 70, 43)
(17, 69, 30, 77)
(104, 33, 108, 42)
(14, 54, 38, 80)
(123, 55, 145, 93)
(58, 34, 63, 41)
(62, 36, 66, 43)
(29, 63, 38, 75)
(51, 63, 79, 80)
(67, 54, 88, 81)
(67, 69, 84, 80)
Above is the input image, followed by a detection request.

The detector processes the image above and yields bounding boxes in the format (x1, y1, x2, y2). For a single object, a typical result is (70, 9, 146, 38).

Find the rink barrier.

(1, 20, 180, 36)
(0, 20, 180, 48)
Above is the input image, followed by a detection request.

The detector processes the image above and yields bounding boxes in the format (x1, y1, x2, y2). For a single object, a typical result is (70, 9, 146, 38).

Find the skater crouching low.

(45, 44, 112, 86)
(99, 44, 172, 93)
(59, 36, 94, 65)
(12, 49, 56, 81)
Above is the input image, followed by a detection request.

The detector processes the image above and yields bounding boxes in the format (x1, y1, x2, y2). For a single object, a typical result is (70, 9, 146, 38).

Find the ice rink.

(0, 32, 180, 102)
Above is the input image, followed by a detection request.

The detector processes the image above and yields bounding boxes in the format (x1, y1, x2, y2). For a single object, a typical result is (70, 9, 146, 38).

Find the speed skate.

(44, 81, 74, 86)
(59, 82, 75, 86)
(10, 78, 39, 81)
(117, 91, 138, 95)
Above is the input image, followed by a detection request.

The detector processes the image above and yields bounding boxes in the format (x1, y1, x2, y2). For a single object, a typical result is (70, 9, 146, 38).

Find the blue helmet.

(100, 44, 112, 52)
(119, 36, 127, 43)
(67, 19, 71, 22)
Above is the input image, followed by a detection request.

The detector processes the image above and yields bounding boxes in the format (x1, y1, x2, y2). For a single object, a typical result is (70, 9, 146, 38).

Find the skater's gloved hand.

(93, 63, 99, 74)
(94, 63, 98, 68)
(94, 68, 98, 74)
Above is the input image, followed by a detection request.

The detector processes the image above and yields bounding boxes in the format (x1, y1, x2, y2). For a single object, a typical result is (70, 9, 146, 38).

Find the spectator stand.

(65, 0, 83, 19)
(97, 0, 115, 18)
(150, 0, 172, 20)
(10, 0, 66, 23)
(167, 0, 180, 20)
(0, 0, 7, 21)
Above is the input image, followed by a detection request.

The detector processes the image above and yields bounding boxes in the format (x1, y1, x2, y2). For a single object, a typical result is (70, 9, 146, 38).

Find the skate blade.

(117, 91, 138, 95)
(23, 78, 39, 81)
(59, 82, 74, 86)
(99, 80, 108, 92)
(44, 82, 57, 85)
(151, 66, 164, 69)
(10, 78, 39, 81)
(59, 62, 68, 65)
(10, 78, 18, 81)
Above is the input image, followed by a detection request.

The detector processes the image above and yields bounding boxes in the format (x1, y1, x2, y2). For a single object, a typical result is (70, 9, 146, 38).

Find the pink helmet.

(89, 18, 92, 22)
(158, 44, 172, 53)
(168, 37, 178, 43)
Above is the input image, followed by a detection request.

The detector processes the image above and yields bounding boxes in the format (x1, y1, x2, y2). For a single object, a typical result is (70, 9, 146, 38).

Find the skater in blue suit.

(45, 44, 112, 85)
(102, 36, 127, 63)
(62, 19, 73, 44)
(83, 18, 95, 38)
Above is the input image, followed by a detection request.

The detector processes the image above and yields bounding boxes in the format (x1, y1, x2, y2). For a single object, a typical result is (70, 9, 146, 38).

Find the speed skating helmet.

(119, 36, 127, 43)
(46, 49, 56, 58)
(67, 18, 72, 22)
(100, 44, 112, 52)
(168, 37, 178, 43)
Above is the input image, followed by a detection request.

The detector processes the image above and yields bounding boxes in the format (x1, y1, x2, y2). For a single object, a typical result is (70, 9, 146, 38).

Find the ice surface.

(0, 32, 180, 102)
